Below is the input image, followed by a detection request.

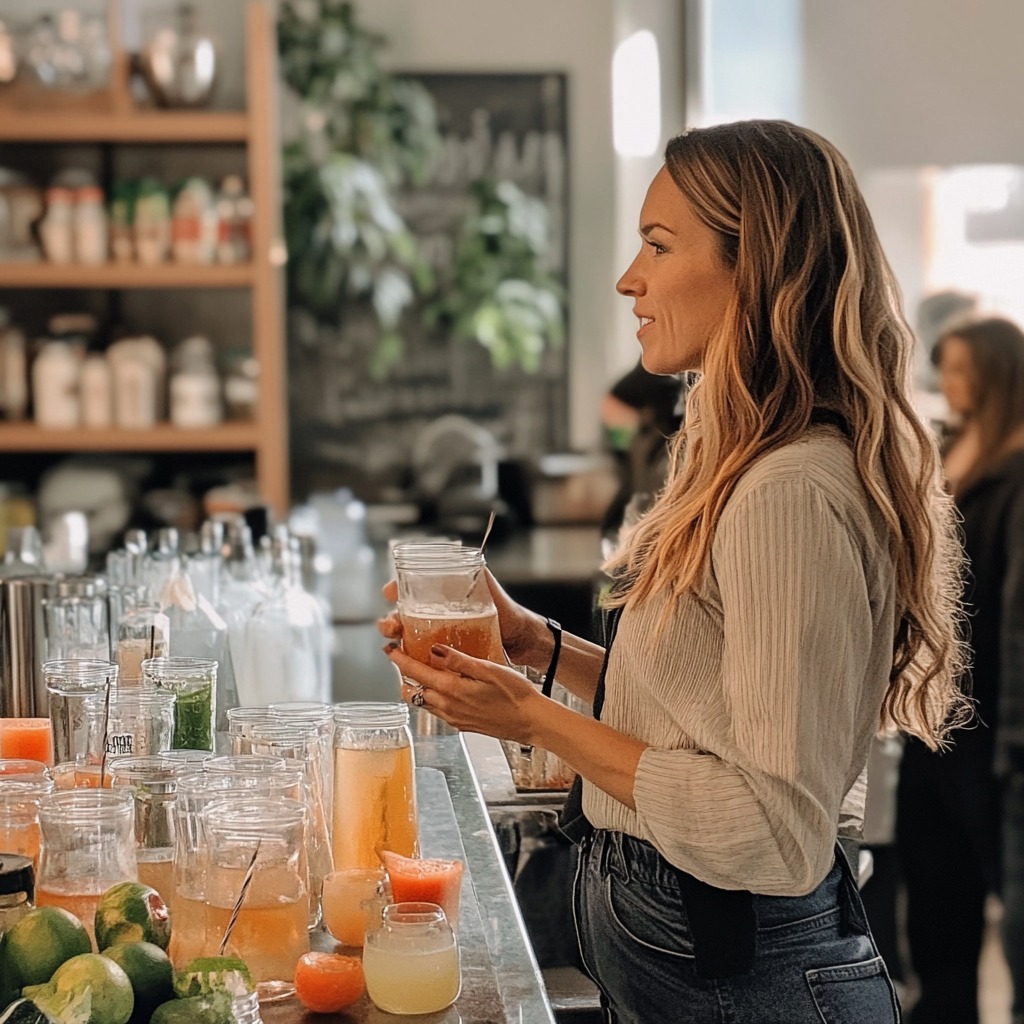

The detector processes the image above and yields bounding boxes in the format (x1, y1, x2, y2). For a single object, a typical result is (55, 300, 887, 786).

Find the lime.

(43, 954, 133, 1024)
(100, 943, 173, 1024)
(4, 908, 92, 989)
(173, 956, 253, 999)
(94, 884, 170, 952)
(150, 993, 234, 1024)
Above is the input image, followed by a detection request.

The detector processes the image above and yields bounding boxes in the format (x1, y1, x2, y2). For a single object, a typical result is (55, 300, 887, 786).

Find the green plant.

(425, 178, 565, 372)
(277, 0, 439, 375)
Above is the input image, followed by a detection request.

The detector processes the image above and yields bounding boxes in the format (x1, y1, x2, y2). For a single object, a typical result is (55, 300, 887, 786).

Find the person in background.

(897, 315, 1024, 1024)
(599, 360, 685, 543)
(382, 120, 969, 1023)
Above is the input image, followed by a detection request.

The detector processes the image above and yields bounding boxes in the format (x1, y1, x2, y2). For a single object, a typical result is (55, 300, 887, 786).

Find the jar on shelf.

(32, 340, 81, 429)
(171, 178, 217, 265)
(170, 334, 222, 428)
(0, 307, 28, 422)
(109, 182, 136, 263)
(73, 185, 108, 265)
(134, 180, 171, 266)
(80, 353, 113, 428)
(214, 175, 253, 265)
(38, 188, 74, 264)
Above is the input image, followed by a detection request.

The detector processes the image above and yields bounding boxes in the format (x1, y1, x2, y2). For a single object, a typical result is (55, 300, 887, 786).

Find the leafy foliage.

(277, 0, 438, 373)
(425, 179, 565, 372)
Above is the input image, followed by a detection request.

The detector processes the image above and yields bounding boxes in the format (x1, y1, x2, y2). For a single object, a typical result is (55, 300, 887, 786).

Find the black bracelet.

(541, 617, 562, 698)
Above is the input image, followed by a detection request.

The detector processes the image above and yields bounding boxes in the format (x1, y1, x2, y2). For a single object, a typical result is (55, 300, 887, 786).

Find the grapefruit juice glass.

(321, 866, 389, 947)
(0, 719, 55, 765)
(331, 703, 418, 871)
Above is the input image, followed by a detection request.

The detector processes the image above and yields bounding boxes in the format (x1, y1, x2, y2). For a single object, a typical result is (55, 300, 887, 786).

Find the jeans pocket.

(805, 956, 899, 1023)
(604, 873, 696, 960)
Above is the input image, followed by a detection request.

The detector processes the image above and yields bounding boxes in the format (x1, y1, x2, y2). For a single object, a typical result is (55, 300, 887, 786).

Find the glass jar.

(267, 701, 334, 830)
(116, 604, 170, 686)
(142, 657, 216, 752)
(0, 854, 34, 935)
(393, 545, 503, 666)
(331, 703, 418, 871)
(363, 902, 460, 1014)
(107, 756, 179, 909)
(0, 777, 54, 866)
(0, 759, 50, 781)
(35, 788, 137, 946)
(201, 797, 310, 993)
(90, 687, 177, 759)
(43, 659, 117, 767)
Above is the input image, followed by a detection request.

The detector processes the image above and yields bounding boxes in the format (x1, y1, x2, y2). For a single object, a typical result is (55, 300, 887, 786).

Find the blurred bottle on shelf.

(0, 307, 28, 421)
(214, 176, 253, 264)
(172, 177, 217, 265)
(73, 185, 108, 265)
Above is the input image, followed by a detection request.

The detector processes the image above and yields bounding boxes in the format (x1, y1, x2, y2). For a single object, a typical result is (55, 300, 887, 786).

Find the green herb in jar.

(173, 683, 214, 751)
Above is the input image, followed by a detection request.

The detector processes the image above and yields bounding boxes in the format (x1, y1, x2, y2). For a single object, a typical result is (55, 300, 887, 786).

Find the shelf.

(0, 262, 257, 290)
(0, 110, 250, 144)
(0, 422, 261, 452)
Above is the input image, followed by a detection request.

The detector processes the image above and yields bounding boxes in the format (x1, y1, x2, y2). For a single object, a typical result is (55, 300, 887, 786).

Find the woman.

(897, 316, 1024, 1024)
(382, 120, 968, 1023)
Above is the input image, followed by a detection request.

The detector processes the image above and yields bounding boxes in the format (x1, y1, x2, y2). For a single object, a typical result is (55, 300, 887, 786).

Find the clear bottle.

(0, 854, 35, 935)
(217, 522, 269, 706)
(331, 703, 418, 871)
(242, 535, 330, 707)
(187, 520, 225, 607)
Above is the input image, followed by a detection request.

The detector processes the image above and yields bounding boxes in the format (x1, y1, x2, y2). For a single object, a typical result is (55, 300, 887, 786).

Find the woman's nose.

(616, 256, 643, 296)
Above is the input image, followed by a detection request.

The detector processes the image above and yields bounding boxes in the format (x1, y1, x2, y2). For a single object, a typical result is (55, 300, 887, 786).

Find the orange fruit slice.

(293, 952, 365, 1014)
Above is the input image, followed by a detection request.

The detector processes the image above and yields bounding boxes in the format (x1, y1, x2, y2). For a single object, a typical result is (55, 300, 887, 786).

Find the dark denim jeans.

(1003, 773, 1024, 1024)
(572, 829, 901, 1024)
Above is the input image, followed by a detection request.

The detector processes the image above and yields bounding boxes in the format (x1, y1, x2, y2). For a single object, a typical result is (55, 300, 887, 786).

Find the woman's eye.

(645, 239, 666, 255)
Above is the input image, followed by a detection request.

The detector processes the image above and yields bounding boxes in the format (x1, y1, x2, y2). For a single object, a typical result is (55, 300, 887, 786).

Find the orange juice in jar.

(0, 779, 53, 867)
(0, 719, 55, 766)
(168, 892, 212, 968)
(399, 608, 503, 665)
(331, 703, 418, 871)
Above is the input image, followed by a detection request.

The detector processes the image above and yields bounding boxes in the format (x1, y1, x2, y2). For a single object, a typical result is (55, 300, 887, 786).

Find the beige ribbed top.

(584, 428, 896, 896)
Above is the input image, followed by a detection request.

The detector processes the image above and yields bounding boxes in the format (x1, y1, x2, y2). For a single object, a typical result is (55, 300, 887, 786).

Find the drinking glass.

(43, 659, 117, 767)
(142, 657, 217, 752)
(107, 755, 179, 910)
(201, 796, 310, 994)
(321, 866, 389, 947)
(0, 719, 55, 766)
(393, 546, 503, 666)
(89, 687, 176, 759)
(331, 703, 418, 871)
(363, 902, 460, 1014)
(36, 788, 137, 947)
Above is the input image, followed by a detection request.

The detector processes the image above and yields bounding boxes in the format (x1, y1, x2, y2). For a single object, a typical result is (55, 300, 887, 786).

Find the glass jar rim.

(39, 787, 134, 818)
(42, 659, 117, 687)
(332, 701, 409, 729)
(203, 755, 289, 774)
(393, 548, 484, 571)
(200, 795, 306, 832)
(383, 901, 448, 926)
(141, 656, 217, 676)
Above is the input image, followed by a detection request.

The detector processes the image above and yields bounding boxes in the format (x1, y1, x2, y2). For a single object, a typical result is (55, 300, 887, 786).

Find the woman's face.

(616, 166, 736, 375)
(937, 336, 977, 416)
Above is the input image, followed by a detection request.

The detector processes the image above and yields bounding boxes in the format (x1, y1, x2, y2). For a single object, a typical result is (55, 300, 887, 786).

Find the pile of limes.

(0, 882, 254, 1024)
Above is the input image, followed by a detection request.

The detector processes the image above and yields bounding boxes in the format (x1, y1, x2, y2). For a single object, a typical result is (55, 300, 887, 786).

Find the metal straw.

(462, 509, 496, 600)
(99, 676, 112, 787)
(219, 839, 262, 955)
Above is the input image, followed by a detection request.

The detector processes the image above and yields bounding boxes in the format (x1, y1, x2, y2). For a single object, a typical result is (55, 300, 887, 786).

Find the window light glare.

(613, 30, 661, 158)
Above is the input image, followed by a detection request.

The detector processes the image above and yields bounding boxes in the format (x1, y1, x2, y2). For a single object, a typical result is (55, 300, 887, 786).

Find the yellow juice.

(168, 893, 212, 968)
(400, 608, 503, 665)
(363, 942, 460, 1014)
(35, 885, 103, 947)
(331, 745, 418, 870)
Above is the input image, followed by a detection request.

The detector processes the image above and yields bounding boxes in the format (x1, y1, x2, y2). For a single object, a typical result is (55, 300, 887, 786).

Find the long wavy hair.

(932, 315, 1024, 497)
(605, 120, 969, 748)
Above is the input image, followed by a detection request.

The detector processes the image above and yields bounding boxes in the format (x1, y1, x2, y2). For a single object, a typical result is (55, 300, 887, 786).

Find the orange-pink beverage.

(136, 855, 175, 913)
(400, 608, 503, 665)
(168, 893, 211, 969)
(35, 884, 103, 946)
(321, 867, 387, 947)
(0, 720, 54, 766)
(331, 743, 418, 870)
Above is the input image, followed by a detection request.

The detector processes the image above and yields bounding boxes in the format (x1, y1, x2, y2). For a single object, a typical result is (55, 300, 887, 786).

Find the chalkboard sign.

(289, 72, 570, 503)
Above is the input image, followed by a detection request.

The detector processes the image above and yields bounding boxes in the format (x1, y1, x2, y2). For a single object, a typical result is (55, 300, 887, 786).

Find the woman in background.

(897, 316, 1024, 1024)
(383, 120, 969, 1023)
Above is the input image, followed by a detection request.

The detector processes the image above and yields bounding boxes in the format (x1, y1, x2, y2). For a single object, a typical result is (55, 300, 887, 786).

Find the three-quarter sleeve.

(631, 477, 875, 895)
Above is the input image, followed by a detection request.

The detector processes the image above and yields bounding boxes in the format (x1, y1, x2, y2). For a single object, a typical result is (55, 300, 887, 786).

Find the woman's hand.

(385, 642, 542, 745)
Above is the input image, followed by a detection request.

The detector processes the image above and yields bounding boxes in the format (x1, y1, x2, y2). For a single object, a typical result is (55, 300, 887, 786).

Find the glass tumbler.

(393, 546, 504, 666)
(142, 657, 217, 752)
(107, 756, 179, 910)
(44, 660, 118, 767)
(35, 788, 137, 947)
(331, 703, 418, 871)
(89, 687, 177, 759)
(201, 796, 310, 993)
(363, 901, 461, 1014)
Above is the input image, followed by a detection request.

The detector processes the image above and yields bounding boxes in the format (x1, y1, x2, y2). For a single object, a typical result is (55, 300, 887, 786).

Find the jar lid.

(0, 855, 34, 899)
(333, 701, 409, 729)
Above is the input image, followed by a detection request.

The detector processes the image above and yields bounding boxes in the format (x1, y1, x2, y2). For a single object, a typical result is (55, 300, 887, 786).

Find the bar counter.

(262, 730, 557, 1024)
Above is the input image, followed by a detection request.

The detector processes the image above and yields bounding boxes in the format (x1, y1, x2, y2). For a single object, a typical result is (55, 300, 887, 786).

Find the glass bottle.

(241, 535, 330, 707)
(331, 703, 418, 871)
(363, 902, 460, 1014)
(218, 523, 269, 705)
(35, 788, 137, 947)
(201, 796, 310, 991)
(0, 854, 35, 935)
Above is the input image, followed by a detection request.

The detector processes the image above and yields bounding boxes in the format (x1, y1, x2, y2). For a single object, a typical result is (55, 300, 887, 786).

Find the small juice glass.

(0, 720, 55, 766)
(320, 867, 390, 947)
(363, 901, 460, 1014)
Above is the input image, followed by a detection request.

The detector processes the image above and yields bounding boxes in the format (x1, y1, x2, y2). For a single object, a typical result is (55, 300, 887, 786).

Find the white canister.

(80, 353, 113, 427)
(170, 370, 222, 428)
(111, 356, 158, 429)
(74, 186, 109, 265)
(39, 188, 75, 264)
(32, 341, 80, 428)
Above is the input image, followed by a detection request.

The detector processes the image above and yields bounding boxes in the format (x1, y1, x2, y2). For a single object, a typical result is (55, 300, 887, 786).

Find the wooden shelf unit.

(0, 3, 290, 518)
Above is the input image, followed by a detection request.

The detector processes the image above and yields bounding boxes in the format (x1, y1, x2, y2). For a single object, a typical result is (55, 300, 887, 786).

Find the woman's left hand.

(385, 642, 541, 745)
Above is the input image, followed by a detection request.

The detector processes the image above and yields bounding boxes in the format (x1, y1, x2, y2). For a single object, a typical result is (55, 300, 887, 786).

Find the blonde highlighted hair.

(605, 120, 969, 749)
